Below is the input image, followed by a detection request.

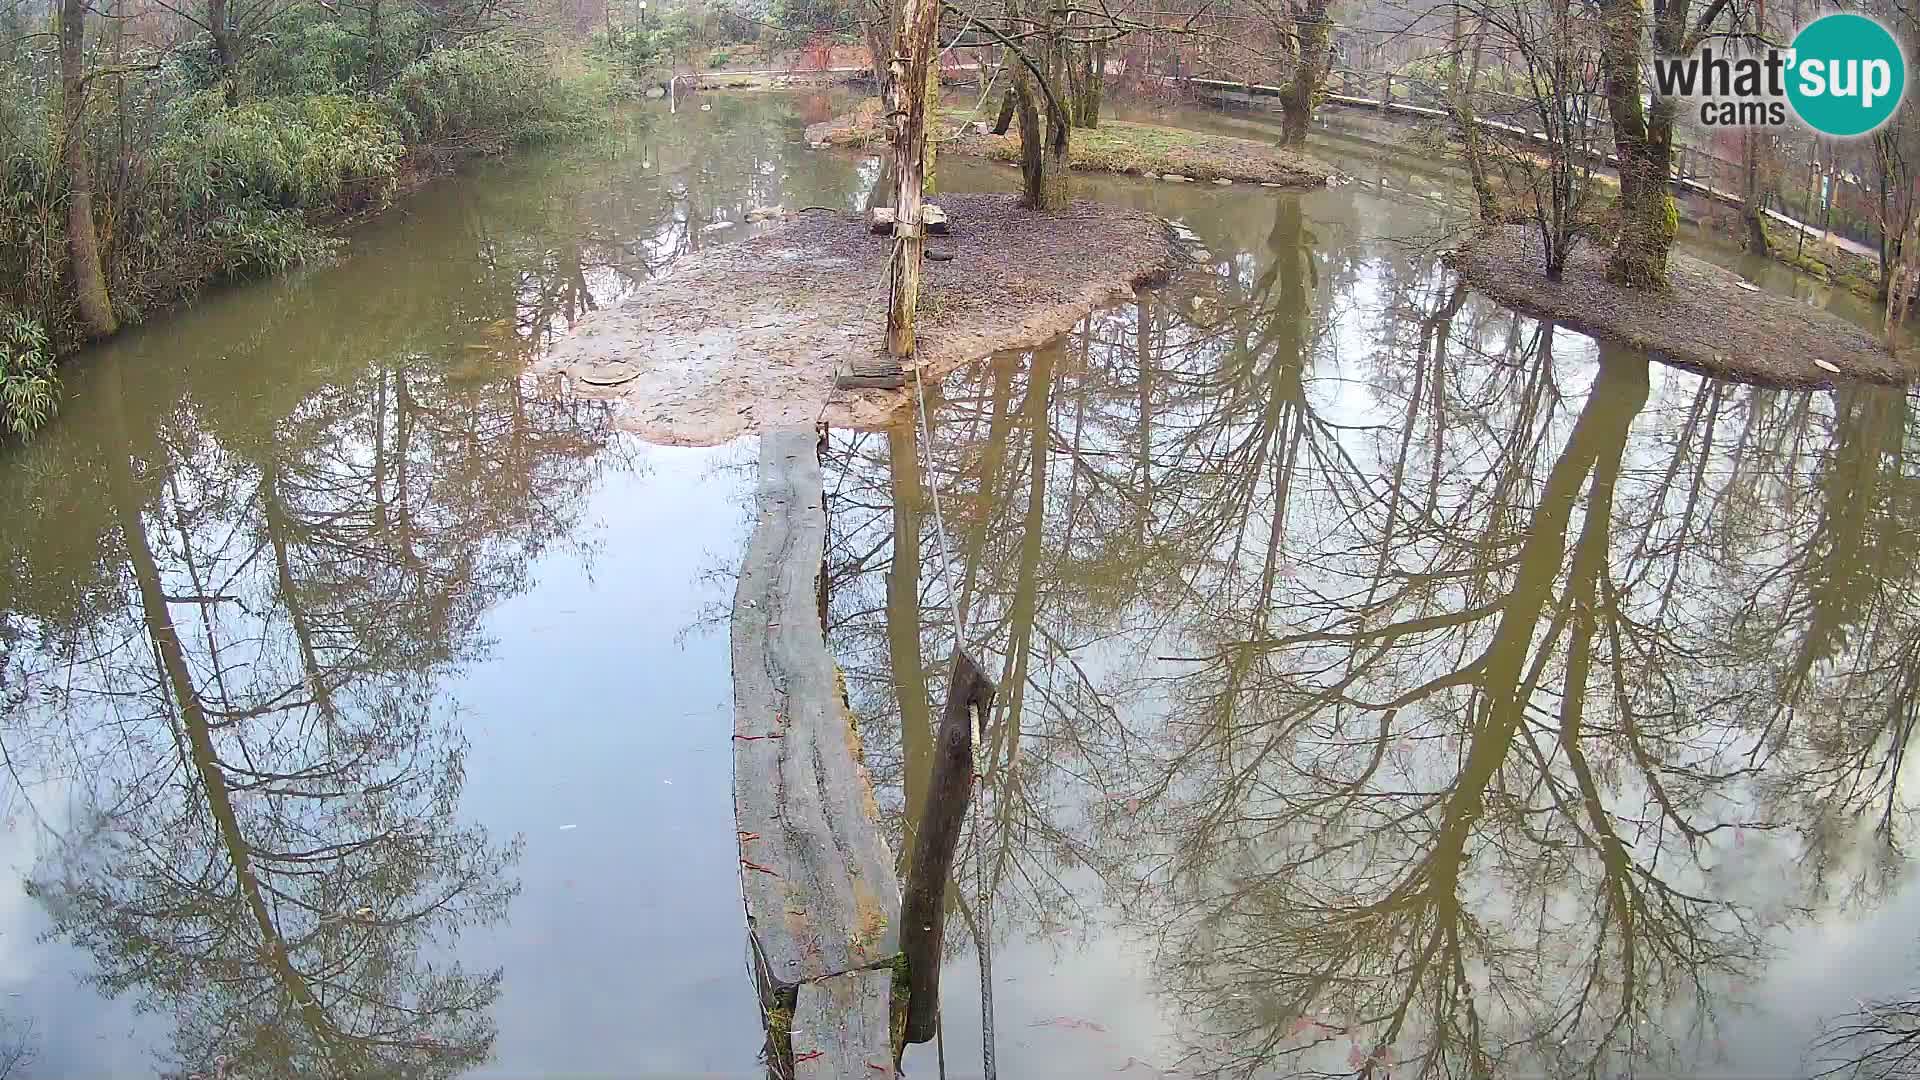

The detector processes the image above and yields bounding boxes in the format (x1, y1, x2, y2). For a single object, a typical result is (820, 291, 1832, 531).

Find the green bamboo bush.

(0, 17, 614, 440)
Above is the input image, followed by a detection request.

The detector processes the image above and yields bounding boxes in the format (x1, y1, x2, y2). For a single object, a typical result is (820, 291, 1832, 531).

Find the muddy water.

(0, 89, 1910, 1079)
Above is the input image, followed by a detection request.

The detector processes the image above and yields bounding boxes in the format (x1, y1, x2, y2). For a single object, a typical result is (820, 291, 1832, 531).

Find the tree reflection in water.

(0, 173, 631, 1079)
(821, 193, 1920, 1079)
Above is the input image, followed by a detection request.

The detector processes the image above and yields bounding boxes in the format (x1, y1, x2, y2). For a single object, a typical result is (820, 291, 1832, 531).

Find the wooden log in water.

(899, 648, 997, 1044)
(732, 430, 902, 993)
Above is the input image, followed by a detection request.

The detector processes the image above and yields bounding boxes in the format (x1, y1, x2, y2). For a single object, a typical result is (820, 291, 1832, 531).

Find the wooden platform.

(732, 429, 901, 1075)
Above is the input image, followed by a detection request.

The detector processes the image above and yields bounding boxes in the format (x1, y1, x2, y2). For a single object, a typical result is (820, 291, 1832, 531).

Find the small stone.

(644, 86, 666, 100)
(1142, 172, 1159, 180)
(1212, 178, 1233, 186)
(746, 205, 786, 222)
(1814, 357, 1842, 373)
(1162, 173, 1192, 183)
(923, 204, 950, 235)
(968, 121, 990, 134)
(868, 207, 896, 234)
(1191, 249, 1213, 262)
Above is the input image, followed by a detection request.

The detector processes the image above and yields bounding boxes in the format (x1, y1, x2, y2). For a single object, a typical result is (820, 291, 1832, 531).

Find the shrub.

(593, 23, 688, 91)
(0, 17, 611, 438)
(385, 43, 602, 151)
(165, 91, 406, 214)
(0, 310, 56, 441)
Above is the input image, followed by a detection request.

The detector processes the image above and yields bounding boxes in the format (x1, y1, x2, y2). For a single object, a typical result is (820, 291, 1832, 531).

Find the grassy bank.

(806, 102, 1332, 186)
(0, 17, 633, 440)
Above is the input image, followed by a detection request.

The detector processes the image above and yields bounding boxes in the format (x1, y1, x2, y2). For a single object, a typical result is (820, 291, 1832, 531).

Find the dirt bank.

(537, 193, 1179, 444)
(806, 104, 1332, 188)
(1445, 225, 1919, 388)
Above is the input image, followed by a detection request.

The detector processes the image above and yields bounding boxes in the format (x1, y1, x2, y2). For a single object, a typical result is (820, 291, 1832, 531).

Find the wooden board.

(834, 353, 907, 390)
(792, 968, 896, 1078)
(732, 430, 902, 991)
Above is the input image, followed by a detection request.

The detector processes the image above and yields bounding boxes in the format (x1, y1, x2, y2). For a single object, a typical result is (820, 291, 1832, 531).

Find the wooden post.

(885, 0, 942, 358)
(898, 649, 996, 1045)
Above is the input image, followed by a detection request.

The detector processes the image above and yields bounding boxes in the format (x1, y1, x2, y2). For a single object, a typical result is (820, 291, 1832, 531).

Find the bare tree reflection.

(2, 194, 627, 1078)
(818, 191, 1920, 1080)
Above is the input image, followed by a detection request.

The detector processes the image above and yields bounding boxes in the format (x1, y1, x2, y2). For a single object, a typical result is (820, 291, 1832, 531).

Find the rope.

(975, 782, 996, 1080)
(908, 367, 995, 1080)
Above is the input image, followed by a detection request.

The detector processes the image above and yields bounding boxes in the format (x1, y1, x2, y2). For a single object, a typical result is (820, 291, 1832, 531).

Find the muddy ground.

(537, 193, 1179, 444)
(1446, 225, 1920, 388)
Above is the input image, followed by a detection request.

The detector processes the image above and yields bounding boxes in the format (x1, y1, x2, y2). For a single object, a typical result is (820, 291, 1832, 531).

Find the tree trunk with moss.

(58, 0, 116, 341)
(1279, 0, 1331, 146)
(1075, 40, 1104, 127)
(1012, 60, 1046, 204)
(1599, 0, 1686, 287)
(1008, 0, 1071, 209)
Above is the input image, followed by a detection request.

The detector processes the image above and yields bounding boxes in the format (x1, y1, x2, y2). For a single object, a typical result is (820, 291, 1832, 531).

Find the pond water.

(0, 90, 1914, 1079)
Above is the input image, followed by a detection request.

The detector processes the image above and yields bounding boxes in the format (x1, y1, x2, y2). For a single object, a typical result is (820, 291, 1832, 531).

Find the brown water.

(0, 91, 1912, 1079)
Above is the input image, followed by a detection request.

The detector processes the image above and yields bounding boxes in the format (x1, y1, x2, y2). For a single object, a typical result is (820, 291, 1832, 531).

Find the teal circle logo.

(1787, 13, 1906, 136)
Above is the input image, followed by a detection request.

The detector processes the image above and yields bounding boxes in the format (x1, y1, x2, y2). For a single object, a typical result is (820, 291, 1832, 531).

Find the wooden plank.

(733, 430, 902, 992)
(834, 353, 907, 390)
(792, 969, 897, 1078)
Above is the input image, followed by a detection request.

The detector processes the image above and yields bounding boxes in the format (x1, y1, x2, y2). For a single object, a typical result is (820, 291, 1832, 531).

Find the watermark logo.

(1788, 13, 1905, 135)
(1652, 12, 1907, 136)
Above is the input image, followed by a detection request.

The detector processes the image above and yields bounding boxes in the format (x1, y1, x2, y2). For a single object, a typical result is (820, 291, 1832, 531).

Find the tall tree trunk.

(208, 0, 237, 102)
(1600, 0, 1679, 287)
(1741, 128, 1769, 253)
(59, 0, 116, 340)
(863, 0, 895, 90)
(923, 39, 940, 195)
(1029, 12, 1072, 208)
(1075, 40, 1104, 127)
(368, 0, 388, 86)
(883, 0, 940, 356)
(1011, 48, 1048, 206)
(1450, 10, 1498, 221)
(1279, 0, 1331, 146)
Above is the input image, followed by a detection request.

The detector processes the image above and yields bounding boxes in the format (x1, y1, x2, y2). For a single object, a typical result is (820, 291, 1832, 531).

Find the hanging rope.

(910, 368, 996, 1080)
